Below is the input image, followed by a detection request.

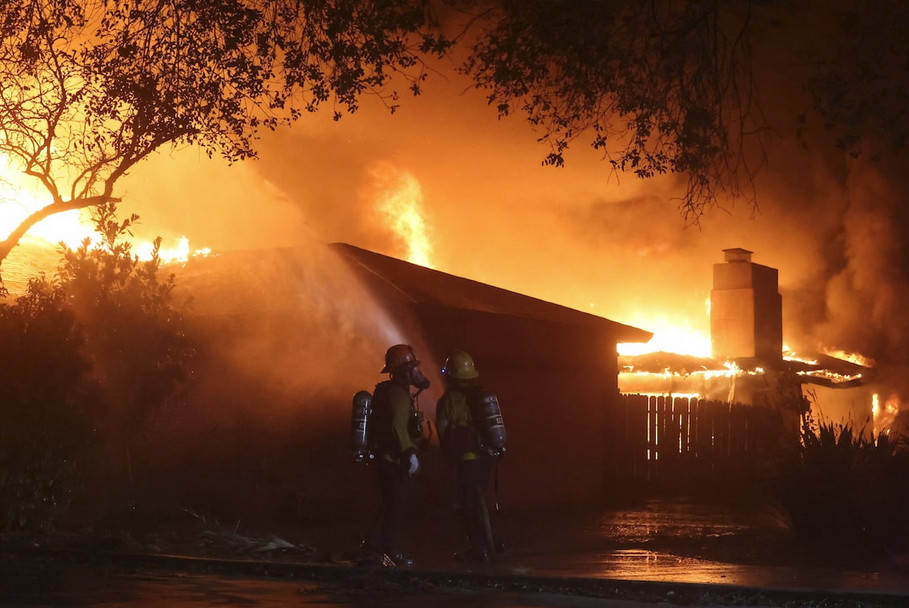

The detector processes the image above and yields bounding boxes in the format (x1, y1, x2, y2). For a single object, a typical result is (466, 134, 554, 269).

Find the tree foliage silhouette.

(0, 0, 446, 266)
(457, 0, 909, 221)
(0, 0, 906, 264)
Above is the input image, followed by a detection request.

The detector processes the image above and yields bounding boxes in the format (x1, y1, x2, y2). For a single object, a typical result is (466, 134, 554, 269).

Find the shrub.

(54, 203, 195, 517)
(779, 411, 909, 551)
(58, 203, 194, 446)
(0, 278, 91, 532)
(0, 203, 195, 533)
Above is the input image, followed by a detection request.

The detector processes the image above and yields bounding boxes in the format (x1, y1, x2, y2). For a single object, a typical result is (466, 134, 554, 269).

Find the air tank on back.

(474, 390, 507, 457)
(351, 390, 375, 463)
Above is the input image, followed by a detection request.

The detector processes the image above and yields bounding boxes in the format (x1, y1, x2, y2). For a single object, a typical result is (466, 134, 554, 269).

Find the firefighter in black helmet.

(436, 350, 504, 562)
(361, 343, 430, 567)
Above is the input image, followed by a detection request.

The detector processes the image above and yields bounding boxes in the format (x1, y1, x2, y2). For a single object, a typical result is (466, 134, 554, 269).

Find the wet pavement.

(375, 497, 909, 605)
(0, 564, 777, 608)
(3, 496, 909, 607)
(449, 500, 909, 594)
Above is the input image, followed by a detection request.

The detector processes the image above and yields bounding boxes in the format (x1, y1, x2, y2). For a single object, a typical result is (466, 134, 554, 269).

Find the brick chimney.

(710, 248, 783, 363)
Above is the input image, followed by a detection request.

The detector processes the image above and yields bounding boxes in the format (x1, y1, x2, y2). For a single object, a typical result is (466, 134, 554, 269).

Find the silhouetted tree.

(456, 0, 909, 221)
(0, 0, 447, 266)
(1, 0, 906, 262)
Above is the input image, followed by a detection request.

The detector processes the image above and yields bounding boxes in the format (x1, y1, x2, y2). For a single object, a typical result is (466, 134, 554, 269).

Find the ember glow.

(617, 360, 772, 406)
(822, 348, 876, 369)
(796, 368, 864, 383)
(783, 348, 818, 365)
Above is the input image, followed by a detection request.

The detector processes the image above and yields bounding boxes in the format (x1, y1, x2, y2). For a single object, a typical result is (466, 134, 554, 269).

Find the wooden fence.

(607, 394, 789, 487)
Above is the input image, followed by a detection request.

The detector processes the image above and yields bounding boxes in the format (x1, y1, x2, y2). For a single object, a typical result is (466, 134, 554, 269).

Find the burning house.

(615, 248, 876, 487)
(619, 248, 799, 404)
(130, 242, 879, 521)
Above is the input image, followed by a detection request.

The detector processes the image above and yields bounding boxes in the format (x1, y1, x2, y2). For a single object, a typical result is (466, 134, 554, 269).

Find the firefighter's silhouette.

(435, 350, 506, 562)
(358, 343, 430, 567)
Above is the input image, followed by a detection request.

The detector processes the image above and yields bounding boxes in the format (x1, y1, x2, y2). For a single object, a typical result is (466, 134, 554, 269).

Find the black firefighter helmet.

(381, 343, 419, 374)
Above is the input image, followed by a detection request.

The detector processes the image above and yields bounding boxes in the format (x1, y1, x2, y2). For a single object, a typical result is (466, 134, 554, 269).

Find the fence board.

(614, 394, 785, 486)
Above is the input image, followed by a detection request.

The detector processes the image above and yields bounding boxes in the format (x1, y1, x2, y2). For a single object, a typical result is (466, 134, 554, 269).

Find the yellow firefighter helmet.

(442, 350, 479, 380)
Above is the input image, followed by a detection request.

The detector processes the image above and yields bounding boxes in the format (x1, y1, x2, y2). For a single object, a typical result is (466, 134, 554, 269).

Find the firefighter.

(361, 343, 430, 567)
(436, 350, 505, 562)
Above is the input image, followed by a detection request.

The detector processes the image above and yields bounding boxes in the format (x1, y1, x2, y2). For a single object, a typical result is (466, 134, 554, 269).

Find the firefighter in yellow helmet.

(361, 343, 430, 567)
(436, 350, 505, 562)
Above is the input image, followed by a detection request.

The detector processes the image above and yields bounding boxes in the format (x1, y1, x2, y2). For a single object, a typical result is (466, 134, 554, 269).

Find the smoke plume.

(120, 50, 909, 404)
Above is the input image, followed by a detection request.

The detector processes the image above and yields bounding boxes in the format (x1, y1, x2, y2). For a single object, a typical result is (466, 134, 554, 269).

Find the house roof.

(332, 243, 652, 344)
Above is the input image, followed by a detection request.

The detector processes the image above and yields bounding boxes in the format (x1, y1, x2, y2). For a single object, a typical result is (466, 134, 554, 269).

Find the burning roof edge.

(332, 242, 652, 344)
(620, 350, 870, 390)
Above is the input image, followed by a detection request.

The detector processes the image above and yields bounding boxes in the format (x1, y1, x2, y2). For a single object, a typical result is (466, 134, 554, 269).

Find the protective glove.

(407, 452, 420, 475)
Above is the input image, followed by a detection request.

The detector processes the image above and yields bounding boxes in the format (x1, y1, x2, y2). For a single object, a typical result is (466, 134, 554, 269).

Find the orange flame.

(872, 393, 900, 436)
(783, 346, 818, 365)
(617, 306, 711, 357)
(368, 163, 433, 268)
(0, 157, 207, 269)
(135, 237, 211, 264)
(0, 165, 94, 248)
(822, 348, 876, 368)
